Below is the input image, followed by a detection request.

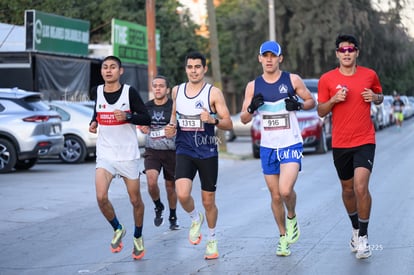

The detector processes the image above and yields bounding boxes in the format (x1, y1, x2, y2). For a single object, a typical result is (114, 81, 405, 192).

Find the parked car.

(250, 79, 332, 158)
(79, 101, 146, 148)
(383, 95, 395, 126)
(0, 88, 64, 173)
(371, 101, 392, 130)
(47, 101, 97, 163)
(400, 95, 414, 119)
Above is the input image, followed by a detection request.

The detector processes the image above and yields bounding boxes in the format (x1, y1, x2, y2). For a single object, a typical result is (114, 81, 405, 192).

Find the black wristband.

(214, 118, 219, 125)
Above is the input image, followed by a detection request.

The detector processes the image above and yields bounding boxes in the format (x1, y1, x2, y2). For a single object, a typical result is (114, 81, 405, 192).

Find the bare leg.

(124, 177, 145, 227)
(165, 179, 178, 211)
(264, 174, 286, 235)
(175, 178, 194, 213)
(201, 190, 217, 229)
(95, 168, 116, 221)
(145, 169, 161, 201)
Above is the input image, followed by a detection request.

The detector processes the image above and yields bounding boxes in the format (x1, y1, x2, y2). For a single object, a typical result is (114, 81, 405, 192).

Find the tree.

(1, 0, 413, 95)
(0, 0, 207, 87)
(215, 0, 414, 99)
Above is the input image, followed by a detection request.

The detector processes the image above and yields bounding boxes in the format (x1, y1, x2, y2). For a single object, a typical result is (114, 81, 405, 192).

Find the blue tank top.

(175, 83, 218, 159)
(255, 71, 303, 149)
(254, 71, 294, 100)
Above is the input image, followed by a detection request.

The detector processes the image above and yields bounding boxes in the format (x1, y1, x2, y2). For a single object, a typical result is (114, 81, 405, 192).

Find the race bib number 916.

(263, 114, 290, 130)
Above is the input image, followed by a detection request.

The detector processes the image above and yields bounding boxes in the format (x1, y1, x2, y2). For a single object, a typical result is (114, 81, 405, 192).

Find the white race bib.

(262, 114, 290, 130)
(178, 114, 204, 131)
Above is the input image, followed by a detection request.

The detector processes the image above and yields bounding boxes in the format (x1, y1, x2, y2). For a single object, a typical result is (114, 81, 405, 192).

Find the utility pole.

(206, 0, 227, 152)
(146, 0, 157, 99)
(268, 0, 276, 40)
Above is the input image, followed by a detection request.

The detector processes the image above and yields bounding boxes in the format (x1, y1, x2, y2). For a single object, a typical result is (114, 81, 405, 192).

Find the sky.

(372, 0, 414, 37)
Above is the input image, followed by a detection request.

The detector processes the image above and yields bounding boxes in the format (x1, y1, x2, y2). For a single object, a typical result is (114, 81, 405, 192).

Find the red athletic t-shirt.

(318, 66, 382, 148)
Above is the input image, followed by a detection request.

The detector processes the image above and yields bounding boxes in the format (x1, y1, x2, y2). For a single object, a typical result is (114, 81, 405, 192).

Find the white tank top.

(96, 84, 140, 160)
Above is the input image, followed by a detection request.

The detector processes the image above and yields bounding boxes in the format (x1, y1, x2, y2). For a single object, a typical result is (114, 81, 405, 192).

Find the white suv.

(0, 88, 64, 173)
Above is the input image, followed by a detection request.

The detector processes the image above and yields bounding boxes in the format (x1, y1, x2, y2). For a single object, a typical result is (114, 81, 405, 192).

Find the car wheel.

(59, 135, 87, 164)
(316, 128, 328, 154)
(0, 138, 17, 173)
(14, 158, 37, 170)
(226, 130, 236, 142)
(252, 143, 260, 159)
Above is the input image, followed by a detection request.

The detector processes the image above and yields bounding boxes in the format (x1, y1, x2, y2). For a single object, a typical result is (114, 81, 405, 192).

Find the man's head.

(335, 34, 359, 50)
(184, 51, 207, 67)
(259, 41, 282, 56)
(184, 51, 208, 84)
(101, 56, 123, 83)
(102, 55, 122, 68)
(151, 75, 170, 100)
(335, 34, 359, 65)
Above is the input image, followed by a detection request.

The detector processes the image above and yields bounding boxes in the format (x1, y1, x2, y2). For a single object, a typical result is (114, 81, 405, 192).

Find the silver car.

(0, 88, 64, 173)
(47, 101, 98, 163)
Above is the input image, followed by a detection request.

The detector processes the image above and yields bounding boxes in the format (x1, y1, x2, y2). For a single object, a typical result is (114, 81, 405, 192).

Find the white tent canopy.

(0, 23, 25, 51)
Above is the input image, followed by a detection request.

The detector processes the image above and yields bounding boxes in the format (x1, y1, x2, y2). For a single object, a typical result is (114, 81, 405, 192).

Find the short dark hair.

(102, 55, 122, 68)
(335, 34, 359, 49)
(153, 75, 169, 88)
(184, 51, 207, 67)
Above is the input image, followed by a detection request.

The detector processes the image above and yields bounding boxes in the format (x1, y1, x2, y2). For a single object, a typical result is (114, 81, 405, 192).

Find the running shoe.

(169, 216, 180, 230)
(349, 228, 359, 253)
(276, 235, 291, 256)
(356, 235, 372, 259)
(110, 224, 126, 253)
(204, 240, 219, 260)
(154, 205, 164, 227)
(132, 236, 145, 260)
(286, 216, 300, 244)
(189, 212, 204, 245)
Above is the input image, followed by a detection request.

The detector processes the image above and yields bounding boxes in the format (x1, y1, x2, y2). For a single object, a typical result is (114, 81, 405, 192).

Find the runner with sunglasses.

(317, 34, 383, 259)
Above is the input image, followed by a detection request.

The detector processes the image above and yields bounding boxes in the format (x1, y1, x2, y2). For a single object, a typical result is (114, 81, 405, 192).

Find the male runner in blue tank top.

(165, 51, 233, 260)
(240, 41, 315, 256)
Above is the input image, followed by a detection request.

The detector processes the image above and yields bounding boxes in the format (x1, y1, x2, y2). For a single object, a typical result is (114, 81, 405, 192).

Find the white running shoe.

(349, 228, 359, 253)
(356, 235, 372, 259)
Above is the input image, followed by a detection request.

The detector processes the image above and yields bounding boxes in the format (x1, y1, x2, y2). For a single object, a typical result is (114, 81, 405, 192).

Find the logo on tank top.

(195, 100, 204, 109)
(279, 84, 288, 94)
(98, 104, 107, 109)
(152, 110, 165, 121)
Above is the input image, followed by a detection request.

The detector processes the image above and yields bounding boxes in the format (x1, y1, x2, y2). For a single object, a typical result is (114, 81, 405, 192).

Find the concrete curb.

(219, 151, 253, 160)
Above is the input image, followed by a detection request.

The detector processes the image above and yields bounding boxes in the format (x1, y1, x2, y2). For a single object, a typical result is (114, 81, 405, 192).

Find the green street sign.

(111, 18, 160, 65)
(25, 10, 90, 56)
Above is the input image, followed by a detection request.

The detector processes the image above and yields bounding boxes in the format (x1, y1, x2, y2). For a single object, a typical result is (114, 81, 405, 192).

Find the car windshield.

(67, 103, 94, 116)
(25, 96, 51, 111)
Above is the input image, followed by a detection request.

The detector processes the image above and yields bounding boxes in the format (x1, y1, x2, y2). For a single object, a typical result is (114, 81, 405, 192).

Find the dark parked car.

(0, 88, 64, 173)
(250, 79, 332, 158)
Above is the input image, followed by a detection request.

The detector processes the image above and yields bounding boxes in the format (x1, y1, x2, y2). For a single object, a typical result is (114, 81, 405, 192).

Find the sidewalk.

(219, 137, 253, 160)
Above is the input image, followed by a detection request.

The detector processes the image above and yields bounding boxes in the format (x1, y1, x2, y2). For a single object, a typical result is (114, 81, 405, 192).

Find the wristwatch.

(125, 112, 132, 121)
(214, 118, 219, 125)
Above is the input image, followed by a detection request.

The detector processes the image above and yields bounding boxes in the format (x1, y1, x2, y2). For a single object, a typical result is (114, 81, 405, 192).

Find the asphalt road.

(0, 120, 413, 275)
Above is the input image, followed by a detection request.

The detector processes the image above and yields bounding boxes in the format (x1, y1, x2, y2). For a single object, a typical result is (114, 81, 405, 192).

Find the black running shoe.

(169, 216, 180, 230)
(154, 205, 164, 227)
